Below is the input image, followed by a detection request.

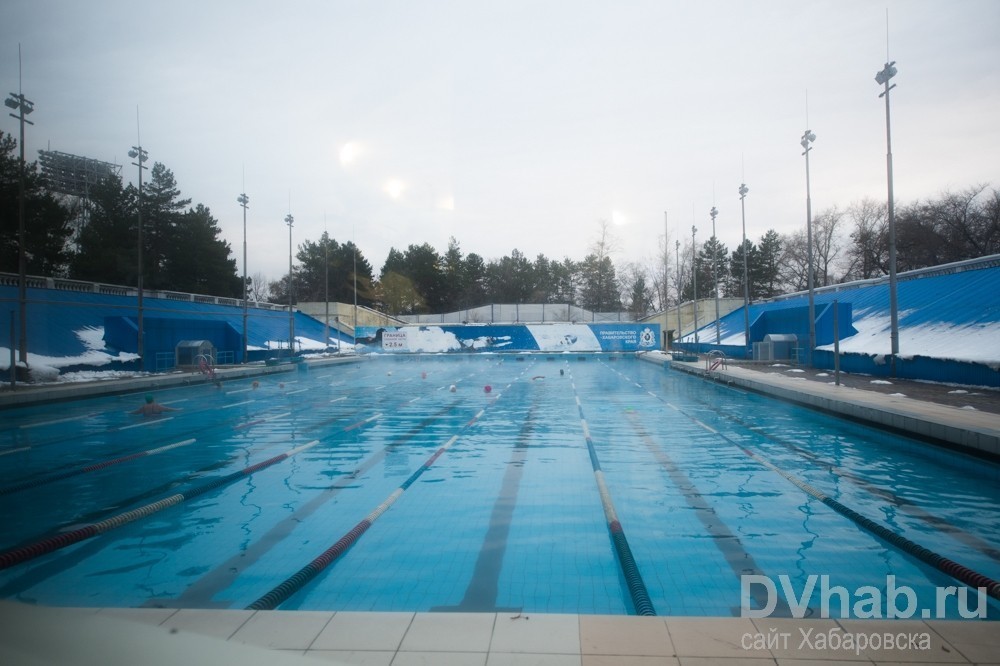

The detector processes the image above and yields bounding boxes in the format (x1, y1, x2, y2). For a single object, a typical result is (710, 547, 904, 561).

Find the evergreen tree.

(728, 240, 758, 300)
(578, 253, 620, 311)
(293, 232, 375, 306)
(141, 163, 190, 290)
(755, 229, 783, 299)
(162, 204, 241, 296)
(69, 175, 137, 284)
(0, 131, 73, 275)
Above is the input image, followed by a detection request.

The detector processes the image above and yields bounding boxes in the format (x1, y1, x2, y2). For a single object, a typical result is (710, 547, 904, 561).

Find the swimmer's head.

(144, 394, 154, 404)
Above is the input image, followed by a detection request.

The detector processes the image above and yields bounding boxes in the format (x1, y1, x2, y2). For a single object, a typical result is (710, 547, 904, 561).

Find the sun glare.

(339, 141, 362, 167)
(612, 209, 629, 226)
(384, 178, 406, 199)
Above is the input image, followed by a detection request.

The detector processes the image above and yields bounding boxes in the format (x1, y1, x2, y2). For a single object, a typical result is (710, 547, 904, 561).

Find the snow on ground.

(684, 305, 1000, 366)
(1, 327, 353, 385)
(816, 310, 1000, 367)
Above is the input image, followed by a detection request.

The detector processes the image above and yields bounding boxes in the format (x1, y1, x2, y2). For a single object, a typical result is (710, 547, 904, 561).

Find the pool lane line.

(640, 363, 1000, 565)
(0, 438, 197, 496)
(245, 376, 520, 611)
(169, 399, 471, 607)
(626, 370, 1000, 602)
(716, 406, 1000, 563)
(569, 377, 656, 616)
(1, 409, 385, 567)
(615, 405, 791, 616)
(445, 401, 537, 612)
(116, 416, 176, 431)
(17, 412, 101, 429)
(0, 446, 31, 457)
(615, 362, 1000, 561)
(0, 439, 321, 571)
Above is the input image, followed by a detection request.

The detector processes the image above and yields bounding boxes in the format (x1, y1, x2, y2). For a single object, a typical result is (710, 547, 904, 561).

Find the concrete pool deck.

(2, 354, 998, 664)
(2, 602, 999, 665)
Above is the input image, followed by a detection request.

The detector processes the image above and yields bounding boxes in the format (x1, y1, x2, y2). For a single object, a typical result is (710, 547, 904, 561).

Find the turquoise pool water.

(1, 355, 998, 618)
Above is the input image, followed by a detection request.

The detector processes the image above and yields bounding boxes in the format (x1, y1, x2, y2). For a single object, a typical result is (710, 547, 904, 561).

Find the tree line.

(2, 130, 998, 319)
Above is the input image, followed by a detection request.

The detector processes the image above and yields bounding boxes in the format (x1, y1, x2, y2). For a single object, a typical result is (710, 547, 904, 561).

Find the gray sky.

(5, 0, 999, 284)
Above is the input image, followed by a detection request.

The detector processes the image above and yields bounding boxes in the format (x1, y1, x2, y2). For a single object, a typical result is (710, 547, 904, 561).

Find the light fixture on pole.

(691, 225, 699, 345)
(286, 213, 295, 354)
(710, 205, 720, 344)
(801, 129, 817, 366)
(675, 239, 682, 343)
(237, 192, 249, 363)
(5, 85, 33, 369)
(739, 183, 750, 355)
(876, 60, 899, 376)
(127, 142, 148, 366)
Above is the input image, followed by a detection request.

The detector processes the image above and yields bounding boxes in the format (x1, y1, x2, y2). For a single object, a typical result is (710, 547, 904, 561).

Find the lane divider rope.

(0, 438, 197, 496)
(0, 439, 320, 570)
(570, 377, 656, 616)
(624, 366, 1000, 602)
(246, 376, 522, 611)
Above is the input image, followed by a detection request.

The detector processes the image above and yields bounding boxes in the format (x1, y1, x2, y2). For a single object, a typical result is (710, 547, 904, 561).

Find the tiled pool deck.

(2, 602, 999, 665)
(1, 356, 998, 664)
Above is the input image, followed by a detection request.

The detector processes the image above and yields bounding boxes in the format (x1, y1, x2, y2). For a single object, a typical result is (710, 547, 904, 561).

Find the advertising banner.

(357, 323, 660, 353)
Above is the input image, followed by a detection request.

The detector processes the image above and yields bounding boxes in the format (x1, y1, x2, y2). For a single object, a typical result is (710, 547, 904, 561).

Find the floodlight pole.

(675, 240, 682, 343)
(801, 129, 816, 366)
(5, 88, 33, 367)
(710, 206, 720, 344)
(691, 225, 699, 345)
(739, 183, 750, 354)
(324, 230, 330, 351)
(128, 143, 148, 366)
(238, 192, 249, 363)
(286, 213, 295, 354)
(877, 61, 900, 376)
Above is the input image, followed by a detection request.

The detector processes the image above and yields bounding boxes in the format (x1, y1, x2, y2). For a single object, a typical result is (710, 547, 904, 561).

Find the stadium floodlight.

(7, 89, 35, 369)
(877, 60, 900, 375)
(691, 225, 699, 345)
(739, 183, 750, 355)
(286, 213, 295, 353)
(238, 193, 250, 363)
(801, 129, 816, 366)
(710, 205, 720, 344)
(130, 144, 149, 364)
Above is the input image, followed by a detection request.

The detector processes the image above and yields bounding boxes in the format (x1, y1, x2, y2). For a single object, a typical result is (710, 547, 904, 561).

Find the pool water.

(1, 355, 998, 618)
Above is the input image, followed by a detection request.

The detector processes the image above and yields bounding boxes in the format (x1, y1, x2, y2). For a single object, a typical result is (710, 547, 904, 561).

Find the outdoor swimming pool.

(1, 354, 998, 618)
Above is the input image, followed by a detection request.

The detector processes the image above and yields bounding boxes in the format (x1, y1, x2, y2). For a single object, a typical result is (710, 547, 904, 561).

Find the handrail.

(706, 349, 727, 372)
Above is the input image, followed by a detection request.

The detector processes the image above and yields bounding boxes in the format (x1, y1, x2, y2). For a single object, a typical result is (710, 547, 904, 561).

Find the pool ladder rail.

(705, 350, 728, 373)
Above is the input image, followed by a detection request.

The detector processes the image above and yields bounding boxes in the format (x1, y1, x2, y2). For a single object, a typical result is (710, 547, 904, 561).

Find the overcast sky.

(5, 0, 999, 284)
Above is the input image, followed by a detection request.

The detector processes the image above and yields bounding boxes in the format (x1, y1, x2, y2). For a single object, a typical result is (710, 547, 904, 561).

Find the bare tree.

(248, 271, 271, 303)
(812, 206, 846, 286)
(844, 198, 888, 281)
(778, 229, 809, 293)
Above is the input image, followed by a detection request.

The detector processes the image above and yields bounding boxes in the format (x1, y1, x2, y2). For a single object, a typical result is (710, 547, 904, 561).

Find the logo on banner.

(639, 327, 656, 348)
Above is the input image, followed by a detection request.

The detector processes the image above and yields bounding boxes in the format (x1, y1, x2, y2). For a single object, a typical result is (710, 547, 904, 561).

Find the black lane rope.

(625, 364, 1000, 602)
(568, 373, 656, 616)
(245, 368, 530, 611)
(0, 438, 197, 496)
(711, 401, 1000, 563)
(0, 438, 322, 570)
(625, 361, 1000, 563)
(170, 399, 470, 607)
(0, 370, 459, 495)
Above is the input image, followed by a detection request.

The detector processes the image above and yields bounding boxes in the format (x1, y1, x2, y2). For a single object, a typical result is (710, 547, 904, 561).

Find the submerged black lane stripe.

(443, 402, 536, 612)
